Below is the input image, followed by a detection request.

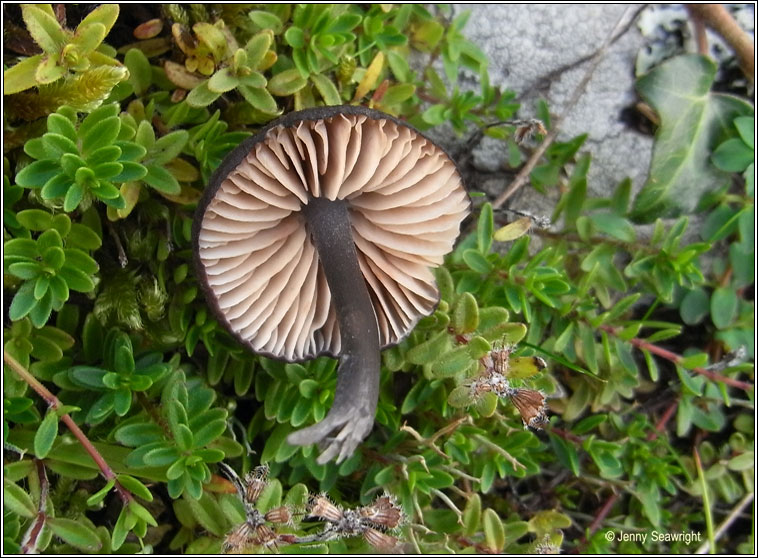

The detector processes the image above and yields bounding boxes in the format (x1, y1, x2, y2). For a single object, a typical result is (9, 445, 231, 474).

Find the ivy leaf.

(631, 55, 752, 222)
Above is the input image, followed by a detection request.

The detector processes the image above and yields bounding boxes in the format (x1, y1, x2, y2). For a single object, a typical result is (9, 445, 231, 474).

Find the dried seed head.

(363, 527, 400, 551)
(251, 524, 279, 548)
(490, 345, 512, 376)
(265, 505, 293, 526)
(509, 388, 548, 429)
(244, 464, 270, 504)
(223, 521, 254, 554)
(308, 493, 343, 523)
(513, 119, 548, 144)
(359, 495, 404, 530)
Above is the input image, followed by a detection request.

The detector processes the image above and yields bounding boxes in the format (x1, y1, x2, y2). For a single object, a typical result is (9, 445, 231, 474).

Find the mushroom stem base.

(287, 198, 381, 464)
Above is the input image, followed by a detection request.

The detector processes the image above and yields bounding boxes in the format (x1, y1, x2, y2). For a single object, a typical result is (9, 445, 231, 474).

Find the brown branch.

(599, 326, 754, 392)
(20, 459, 49, 554)
(492, 6, 641, 209)
(4, 350, 133, 504)
(686, 4, 754, 83)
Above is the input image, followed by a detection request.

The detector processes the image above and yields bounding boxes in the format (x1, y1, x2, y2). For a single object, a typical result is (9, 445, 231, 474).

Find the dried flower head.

(223, 521, 255, 554)
(363, 527, 401, 552)
(308, 493, 344, 523)
(265, 505, 294, 526)
(359, 495, 404, 530)
(513, 118, 548, 144)
(244, 464, 270, 504)
(509, 388, 548, 429)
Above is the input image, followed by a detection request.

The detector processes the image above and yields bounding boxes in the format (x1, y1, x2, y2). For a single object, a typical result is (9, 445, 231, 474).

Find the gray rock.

(452, 4, 653, 200)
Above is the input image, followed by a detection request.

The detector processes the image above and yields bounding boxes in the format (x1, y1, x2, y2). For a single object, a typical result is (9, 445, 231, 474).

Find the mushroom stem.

(287, 197, 381, 464)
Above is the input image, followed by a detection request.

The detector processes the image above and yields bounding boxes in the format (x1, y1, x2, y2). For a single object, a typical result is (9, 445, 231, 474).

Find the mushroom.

(193, 105, 469, 463)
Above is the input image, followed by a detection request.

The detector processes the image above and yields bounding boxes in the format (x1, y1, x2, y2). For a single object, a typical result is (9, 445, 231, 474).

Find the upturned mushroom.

(194, 105, 469, 463)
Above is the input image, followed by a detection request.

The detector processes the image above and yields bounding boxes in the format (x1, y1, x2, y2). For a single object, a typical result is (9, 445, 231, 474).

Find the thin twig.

(599, 325, 754, 392)
(492, 6, 641, 209)
(3, 350, 133, 504)
(472, 434, 525, 470)
(20, 459, 49, 554)
(430, 488, 464, 525)
(696, 492, 754, 554)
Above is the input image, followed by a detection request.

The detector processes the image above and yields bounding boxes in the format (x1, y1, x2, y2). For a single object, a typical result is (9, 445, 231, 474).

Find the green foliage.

(3, 4, 753, 556)
(630, 55, 753, 222)
(4, 4, 127, 120)
(16, 104, 147, 211)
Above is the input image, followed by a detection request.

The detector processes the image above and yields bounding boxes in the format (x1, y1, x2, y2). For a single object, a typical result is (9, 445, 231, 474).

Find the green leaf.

(710, 287, 738, 329)
(284, 26, 305, 49)
(3, 54, 44, 95)
(143, 164, 180, 194)
(71, 22, 107, 56)
(81, 116, 121, 156)
(42, 133, 78, 158)
(16, 160, 61, 188)
(447, 385, 473, 408)
(248, 10, 283, 33)
(117, 475, 154, 502)
(9, 283, 39, 321)
(192, 420, 227, 448)
(712, 137, 753, 172)
(78, 4, 119, 35)
(47, 113, 77, 142)
(631, 55, 752, 222)
(244, 31, 273, 69)
(734, 115, 753, 148)
(86, 479, 115, 506)
(22, 4, 66, 53)
(476, 203, 494, 253)
(590, 212, 636, 242)
(124, 48, 152, 96)
(47, 517, 102, 552)
(34, 410, 59, 458)
(680, 288, 710, 325)
(239, 85, 279, 114)
(381, 83, 416, 106)
(148, 130, 189, 165)
(310, 74, 341, 106)
(462, 493, 481, 537)
(406, 330, 449, 365)
(186, 81, 222, 108)
(482, 508, 505, 553)
(727, 451, 754, 471)
(207, 68, 240, 93)
(267, 68, 308, 96)
(493, 217, 532, 242)
(3, 479, 36, 518)
(452, 292, 479, 334)
(58, 264, 95, 293)
(462, 249, 492, 273)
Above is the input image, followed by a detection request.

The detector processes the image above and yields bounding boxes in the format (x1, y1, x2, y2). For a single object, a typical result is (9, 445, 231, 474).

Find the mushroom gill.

(195, 106, 469, 463)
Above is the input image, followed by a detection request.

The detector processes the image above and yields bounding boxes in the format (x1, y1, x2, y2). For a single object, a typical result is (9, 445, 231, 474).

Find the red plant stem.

(20, 459, 49, 554)
(572, 492, 620, 553)
(588, 492, 619, 537)
(4, 350, 133, 504)
(599, 326, 753, 392)
(647, 400, 679, 441)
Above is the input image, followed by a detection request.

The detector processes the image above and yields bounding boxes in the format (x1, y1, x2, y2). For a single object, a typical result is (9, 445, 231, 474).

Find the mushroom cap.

(194, 105, 469, 362)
